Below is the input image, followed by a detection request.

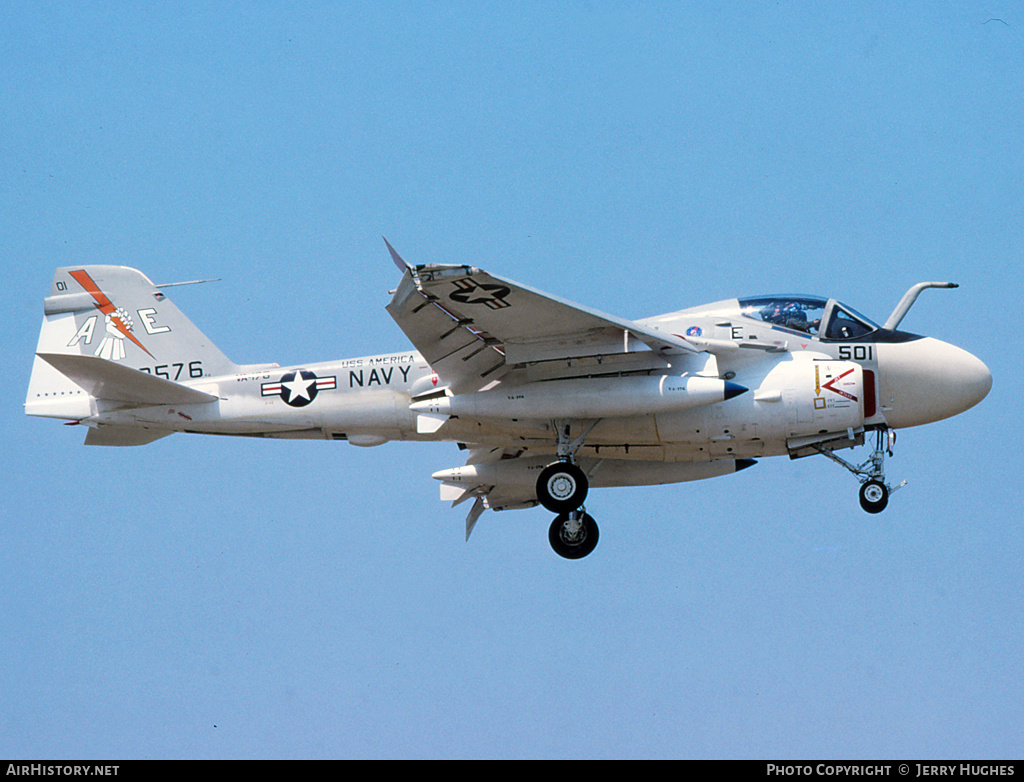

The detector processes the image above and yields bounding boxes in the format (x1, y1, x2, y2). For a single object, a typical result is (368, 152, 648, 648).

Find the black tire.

(536, 462, 588, 514)
(859, 480, 889, 514)
(549, 512, 599, 559)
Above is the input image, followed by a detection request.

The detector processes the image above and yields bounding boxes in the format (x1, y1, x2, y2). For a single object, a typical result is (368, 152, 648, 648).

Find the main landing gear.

(536, 461, 588, 514)
(548, 510, 599, 560)
(536, 420, 600, 559)
(814, 427, 907, 514)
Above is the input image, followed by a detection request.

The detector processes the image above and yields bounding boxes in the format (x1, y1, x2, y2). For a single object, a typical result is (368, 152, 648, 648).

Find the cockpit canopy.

(739, 295, 881, 341)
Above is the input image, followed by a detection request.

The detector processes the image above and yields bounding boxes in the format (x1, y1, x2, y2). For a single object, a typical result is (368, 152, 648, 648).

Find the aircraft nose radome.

(938, 343, 992, 415)
(879, 338, 991, 429)
(961, 350, 993, 409)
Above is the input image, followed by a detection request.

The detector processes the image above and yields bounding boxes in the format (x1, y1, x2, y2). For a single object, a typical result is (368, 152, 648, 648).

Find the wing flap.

(37, 352, 218, 406)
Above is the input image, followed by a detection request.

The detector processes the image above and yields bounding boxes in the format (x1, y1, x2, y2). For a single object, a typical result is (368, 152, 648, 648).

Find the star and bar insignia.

(448, 279, 512, 309)
(261, 369, 337, 407)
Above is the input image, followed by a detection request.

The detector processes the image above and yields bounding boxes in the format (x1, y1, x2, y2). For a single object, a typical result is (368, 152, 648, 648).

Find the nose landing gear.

(814, 427, 906, 514)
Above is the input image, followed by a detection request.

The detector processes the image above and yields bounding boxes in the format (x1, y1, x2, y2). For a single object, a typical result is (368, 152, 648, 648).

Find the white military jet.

(26, 242, 991, 558)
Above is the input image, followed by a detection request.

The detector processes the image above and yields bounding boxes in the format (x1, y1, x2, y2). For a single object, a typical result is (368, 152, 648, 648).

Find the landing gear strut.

(538, 420, 601, 558)
(814, 427, 906, 514)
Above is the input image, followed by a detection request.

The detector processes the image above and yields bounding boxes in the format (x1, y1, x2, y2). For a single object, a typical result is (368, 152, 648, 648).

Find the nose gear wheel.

(859, 479, 889, 513)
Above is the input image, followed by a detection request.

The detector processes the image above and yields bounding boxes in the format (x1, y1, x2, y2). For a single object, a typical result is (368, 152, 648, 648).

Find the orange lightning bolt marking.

(69, 269, 155, 358)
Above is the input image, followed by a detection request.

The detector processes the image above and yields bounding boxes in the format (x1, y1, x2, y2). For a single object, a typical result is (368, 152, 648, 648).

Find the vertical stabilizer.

(26, 266, 237, 420)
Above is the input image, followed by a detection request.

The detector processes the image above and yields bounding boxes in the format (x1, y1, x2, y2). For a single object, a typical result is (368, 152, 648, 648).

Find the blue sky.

(3, 2, 1021, 759)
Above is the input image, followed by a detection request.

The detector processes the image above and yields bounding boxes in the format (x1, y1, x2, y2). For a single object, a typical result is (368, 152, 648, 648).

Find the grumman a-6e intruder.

(26, 241, 991, 558)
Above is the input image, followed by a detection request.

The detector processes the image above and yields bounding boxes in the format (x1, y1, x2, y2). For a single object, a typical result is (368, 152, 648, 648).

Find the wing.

(385, 242, 699, 395)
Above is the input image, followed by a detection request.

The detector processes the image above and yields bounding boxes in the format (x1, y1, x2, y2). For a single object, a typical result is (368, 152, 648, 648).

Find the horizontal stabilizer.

(37, 352, 218, 406)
